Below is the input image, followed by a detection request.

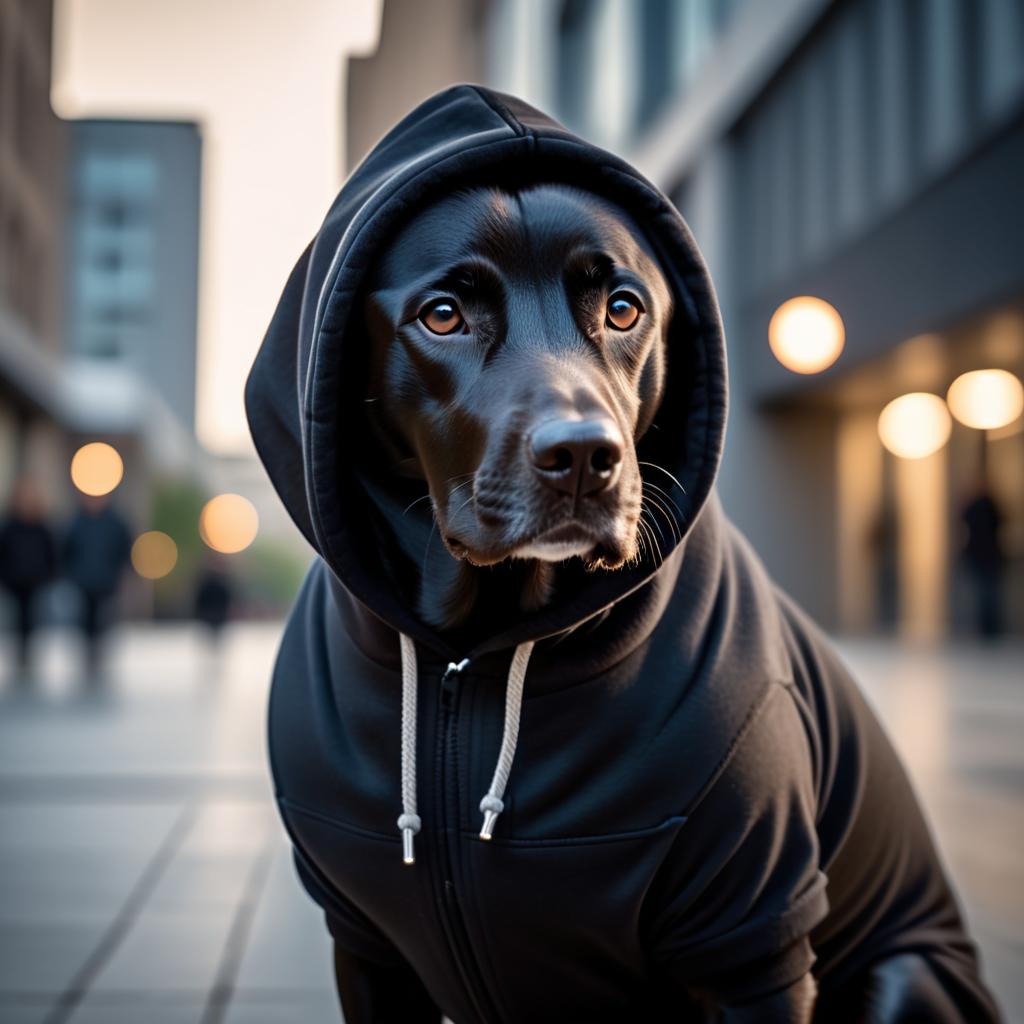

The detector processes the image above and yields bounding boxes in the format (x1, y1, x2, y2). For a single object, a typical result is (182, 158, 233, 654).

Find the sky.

(52, 0, 382, 454)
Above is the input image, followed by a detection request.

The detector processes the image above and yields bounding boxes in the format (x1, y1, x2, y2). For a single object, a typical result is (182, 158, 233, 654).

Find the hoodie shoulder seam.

(468, 85, 528, 137)
(682, 677, 783, 817)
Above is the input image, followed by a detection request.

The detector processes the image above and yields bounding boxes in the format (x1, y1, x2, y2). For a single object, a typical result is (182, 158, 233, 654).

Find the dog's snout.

(529, 418, 624, 499)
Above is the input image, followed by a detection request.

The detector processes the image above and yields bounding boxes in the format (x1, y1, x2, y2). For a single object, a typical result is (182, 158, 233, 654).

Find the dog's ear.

(634, 323, 667, 442)
(360, 292, 424, 479)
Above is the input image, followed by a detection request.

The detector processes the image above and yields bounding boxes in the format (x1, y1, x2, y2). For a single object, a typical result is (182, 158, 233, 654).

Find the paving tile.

(0, 921, 108, 995)
(145, 850, 257, 914)
(0, 804, 182, 852)
(0, 846, 153, 924)
(971, 932, 1024, 1024)
(182, 801, 276, 857)
(221, 991, 342, 1024)
(0, 997, 53, 1024)
(234, 842, 336, 995)
(66, 993, 207, 1023)
(88, 908, 235, 994)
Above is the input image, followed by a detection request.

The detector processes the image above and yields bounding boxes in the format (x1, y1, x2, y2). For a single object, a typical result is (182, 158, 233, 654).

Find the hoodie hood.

(246, 84, 727, 661)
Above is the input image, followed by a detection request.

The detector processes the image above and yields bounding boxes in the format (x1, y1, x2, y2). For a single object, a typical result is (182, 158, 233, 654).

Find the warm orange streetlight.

(768, 296, 845, 374)
(131, 531, 178, 579)
(877, 393, 951, 459)
(199, 493, 259, 553)
(946, 369, 1024, 430)
(70, 442, 124, 496)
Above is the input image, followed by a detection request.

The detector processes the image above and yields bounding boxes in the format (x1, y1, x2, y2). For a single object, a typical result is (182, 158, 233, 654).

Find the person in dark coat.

(62, 493, 132, 674)
(960, 477, 1006, 638)
(0, 477, 57, 675)
(245, 85, 1001, 1022)
(193, 555, 234, 641)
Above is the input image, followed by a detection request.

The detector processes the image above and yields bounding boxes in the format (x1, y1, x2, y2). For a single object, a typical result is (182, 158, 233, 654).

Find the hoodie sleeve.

(645, 681, 829, 1006)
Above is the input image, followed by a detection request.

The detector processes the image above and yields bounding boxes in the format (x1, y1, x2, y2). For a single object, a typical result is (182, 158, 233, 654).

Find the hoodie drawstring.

(397, 633, 422, 864)
(478, 640, 535, 840)
(396, 635, 536, 864)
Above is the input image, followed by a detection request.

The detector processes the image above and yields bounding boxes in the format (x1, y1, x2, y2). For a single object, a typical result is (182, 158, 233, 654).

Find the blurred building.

(62, 119, 204, 506)
(348, 0, 1024, 638)
(0, 0, 206, 522)
(0, 0, 68, 502)
(345, 0, 486, 173)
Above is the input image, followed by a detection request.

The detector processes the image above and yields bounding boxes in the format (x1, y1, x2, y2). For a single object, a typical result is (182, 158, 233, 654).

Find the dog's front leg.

(719, 972, 817, 1024)
(333, 942, 443, 1023)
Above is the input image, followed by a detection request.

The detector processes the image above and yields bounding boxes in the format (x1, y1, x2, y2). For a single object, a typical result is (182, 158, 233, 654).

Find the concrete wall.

(0, 0, 69, 511)
(345, 0, 485, 174)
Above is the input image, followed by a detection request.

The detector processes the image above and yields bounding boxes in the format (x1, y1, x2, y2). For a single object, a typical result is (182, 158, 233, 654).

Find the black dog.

(246, 85, 1000, 1023)
(360, 183, 672, 634)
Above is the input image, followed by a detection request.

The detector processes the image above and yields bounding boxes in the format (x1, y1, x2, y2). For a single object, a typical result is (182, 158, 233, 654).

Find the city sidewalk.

(0, 625, 336, 1024)
(0, 624, 1020, 1022)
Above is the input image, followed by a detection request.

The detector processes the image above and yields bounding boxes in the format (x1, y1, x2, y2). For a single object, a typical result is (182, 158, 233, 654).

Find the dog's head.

(361, 184, 673, 575)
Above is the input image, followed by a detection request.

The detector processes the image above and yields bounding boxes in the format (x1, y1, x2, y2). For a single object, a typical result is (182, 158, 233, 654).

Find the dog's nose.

(529, 419, 624, 498)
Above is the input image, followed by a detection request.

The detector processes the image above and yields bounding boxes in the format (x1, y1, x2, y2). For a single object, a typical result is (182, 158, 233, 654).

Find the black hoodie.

(246, 85, 998, 1022)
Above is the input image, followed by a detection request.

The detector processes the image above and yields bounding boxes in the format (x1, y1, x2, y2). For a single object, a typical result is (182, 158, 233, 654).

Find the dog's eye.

(419, 299, 464, 335)
(606, 292, 642, 331)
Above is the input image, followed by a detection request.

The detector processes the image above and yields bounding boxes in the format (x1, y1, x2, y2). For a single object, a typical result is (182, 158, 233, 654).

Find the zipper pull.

(440, 657, 470, 708)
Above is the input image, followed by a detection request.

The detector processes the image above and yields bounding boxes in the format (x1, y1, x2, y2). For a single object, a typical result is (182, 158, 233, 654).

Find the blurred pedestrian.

(960, 476, 1005, 638)
(62, 494, 132, 675)
(0, 478, 57, 676)
(193, 555, 234, 643)
(869, 496, 900, 634)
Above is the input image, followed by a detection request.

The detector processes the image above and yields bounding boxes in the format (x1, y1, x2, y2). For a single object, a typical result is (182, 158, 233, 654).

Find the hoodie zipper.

(434, 659, 501, 1023)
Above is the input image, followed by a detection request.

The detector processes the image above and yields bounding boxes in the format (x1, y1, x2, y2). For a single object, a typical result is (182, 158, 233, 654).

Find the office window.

(555, 0, 597, 134)
(636, 0, 674, 132)
(979, 0, 1024, 121)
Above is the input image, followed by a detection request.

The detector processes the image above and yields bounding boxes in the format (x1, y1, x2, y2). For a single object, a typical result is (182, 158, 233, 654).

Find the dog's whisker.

(645, 483, 685, 538)
(420, 514, 440, 580)
(630, 525, 646, 568)
(642, 491, 676, 540)
(645, 505, 667, 565)
(638, 460, 687, 496)
(641, 497, 671, 550)
(402, 493, 434, 516)
(643, 489, 683, 546)
(638, 508, 664, 567)
(449, 493, 475, 521)
(627, 518, 645, 568)
(641, 517, 664, 569)
(405, 474, 473, 517)
(642, 480, 686, 528)
(634, 519, 648, 563)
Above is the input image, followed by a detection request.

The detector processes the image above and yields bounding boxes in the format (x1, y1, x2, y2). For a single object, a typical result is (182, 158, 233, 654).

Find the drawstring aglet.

(397, 813, 421, 865)
(479, 795, 504, 840)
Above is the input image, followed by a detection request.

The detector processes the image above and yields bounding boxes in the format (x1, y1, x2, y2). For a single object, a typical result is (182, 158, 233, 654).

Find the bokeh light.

(768, 296, 845, 374)
(877, 393, 952, 459)
(199, 493, 259, 553)
(131, 531, 178, 579)
(946, 369, 1024, 430)
(70, 442, 124, 496)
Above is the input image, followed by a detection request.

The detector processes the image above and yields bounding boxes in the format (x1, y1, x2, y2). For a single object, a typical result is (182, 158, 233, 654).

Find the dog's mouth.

(443, 515, 634, 570)
(509, 522, 596, 562)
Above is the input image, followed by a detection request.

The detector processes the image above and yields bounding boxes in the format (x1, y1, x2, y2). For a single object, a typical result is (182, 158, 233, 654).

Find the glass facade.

(65, 122, 201, 432)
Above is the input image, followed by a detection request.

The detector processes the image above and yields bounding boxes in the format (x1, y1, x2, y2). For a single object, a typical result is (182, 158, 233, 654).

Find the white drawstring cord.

(479, 640, 535, 839)
(396, 635, 536, 861)
(397, 633, 422, 864)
